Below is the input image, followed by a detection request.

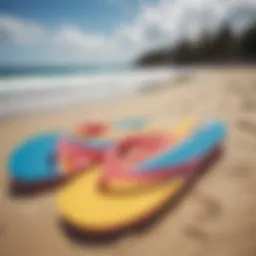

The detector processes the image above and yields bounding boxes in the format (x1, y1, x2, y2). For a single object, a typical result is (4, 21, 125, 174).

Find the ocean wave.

(0, 68, 180, 119)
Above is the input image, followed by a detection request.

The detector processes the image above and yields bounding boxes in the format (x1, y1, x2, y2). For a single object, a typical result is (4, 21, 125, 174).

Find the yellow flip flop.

(57, 118, 205, 236)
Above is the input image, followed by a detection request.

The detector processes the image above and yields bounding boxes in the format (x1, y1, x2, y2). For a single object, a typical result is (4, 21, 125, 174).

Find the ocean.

(0, 64, 180, 119)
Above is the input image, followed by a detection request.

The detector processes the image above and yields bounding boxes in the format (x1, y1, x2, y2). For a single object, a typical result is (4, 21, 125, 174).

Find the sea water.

(0, 64, 182, 119)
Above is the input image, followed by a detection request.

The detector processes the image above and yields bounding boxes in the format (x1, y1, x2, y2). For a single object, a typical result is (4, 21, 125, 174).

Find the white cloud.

(118, 0, 256, 50)
(0, 15, 46, 44)
(53, 25, 108, 50)
(0, 0, 256, 62)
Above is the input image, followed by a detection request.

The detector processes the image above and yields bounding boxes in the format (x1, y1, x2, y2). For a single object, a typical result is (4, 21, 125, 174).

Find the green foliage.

(240, 20, 256, 60)
(136, 20, 256, 66)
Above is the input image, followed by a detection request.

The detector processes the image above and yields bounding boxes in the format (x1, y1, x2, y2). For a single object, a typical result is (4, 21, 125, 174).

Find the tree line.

(136, 20, 256, 66)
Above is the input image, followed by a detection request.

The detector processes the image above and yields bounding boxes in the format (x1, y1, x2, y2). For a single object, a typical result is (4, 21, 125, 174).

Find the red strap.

(101, 133, 171, 180)
(77, 122, 109, 137)
(57, 141, 104, 172)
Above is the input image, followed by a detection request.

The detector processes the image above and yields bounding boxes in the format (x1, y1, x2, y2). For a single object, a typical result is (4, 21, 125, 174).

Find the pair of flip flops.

(8, 118, 148, 190)
(57, 120, 226, 236)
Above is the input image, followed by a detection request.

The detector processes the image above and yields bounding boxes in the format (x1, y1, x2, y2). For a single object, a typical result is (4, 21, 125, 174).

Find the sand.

(0, 67, 256, 256)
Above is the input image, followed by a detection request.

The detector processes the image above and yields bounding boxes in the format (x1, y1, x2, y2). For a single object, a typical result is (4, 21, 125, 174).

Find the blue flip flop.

(8, 132, 117, 184)
(134, 120, 226, 173)
(8, 132, 61, 183)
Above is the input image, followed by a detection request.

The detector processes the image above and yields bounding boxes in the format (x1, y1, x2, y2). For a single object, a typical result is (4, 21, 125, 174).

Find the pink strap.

(100, 133, 172, 180)
(76, 122, 109, 137)
(57, 141, 104, 172)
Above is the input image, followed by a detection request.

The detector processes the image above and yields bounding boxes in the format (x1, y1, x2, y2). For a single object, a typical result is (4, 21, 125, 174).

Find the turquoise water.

(0, 63, 132, 78)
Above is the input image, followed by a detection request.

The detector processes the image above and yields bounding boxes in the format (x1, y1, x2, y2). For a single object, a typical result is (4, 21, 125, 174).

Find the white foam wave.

(0, 67, 182, 119)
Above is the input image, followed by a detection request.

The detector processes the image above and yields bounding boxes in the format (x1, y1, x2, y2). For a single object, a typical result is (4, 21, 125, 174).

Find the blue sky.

(0, 0, 146, 33)
(0, 0, 255, 66)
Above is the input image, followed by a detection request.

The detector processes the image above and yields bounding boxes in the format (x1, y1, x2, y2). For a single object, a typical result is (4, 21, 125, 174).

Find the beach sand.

(0, 67, 256, 256)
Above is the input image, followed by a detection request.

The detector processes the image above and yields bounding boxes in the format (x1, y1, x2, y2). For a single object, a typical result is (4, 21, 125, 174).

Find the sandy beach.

(0, 67, 256, 256)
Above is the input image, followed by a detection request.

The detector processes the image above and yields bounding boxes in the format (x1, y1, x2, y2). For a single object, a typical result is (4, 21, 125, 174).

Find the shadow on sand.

(8, 170, 87, 198)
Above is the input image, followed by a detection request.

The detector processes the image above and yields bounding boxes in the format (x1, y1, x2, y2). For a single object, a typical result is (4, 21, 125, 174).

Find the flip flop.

(99, 121, 226, 192)
(57, 116, 197, 186)
(57, 120, 225, 236)
(7, 132, 109, 190)
(58, 117, 197, 188)
(8, 118, 147, 190)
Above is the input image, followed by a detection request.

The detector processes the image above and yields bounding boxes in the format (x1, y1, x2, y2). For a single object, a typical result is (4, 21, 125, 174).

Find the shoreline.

(0, 65, 254, 122)
(0, 67, 178, 120)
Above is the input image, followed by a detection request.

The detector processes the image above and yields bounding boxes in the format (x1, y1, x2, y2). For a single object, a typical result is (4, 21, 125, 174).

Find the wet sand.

(0, 67, 256, 256)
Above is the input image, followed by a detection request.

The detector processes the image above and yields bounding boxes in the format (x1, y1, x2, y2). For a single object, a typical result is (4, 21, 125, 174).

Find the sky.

(0, 0, 255, 66)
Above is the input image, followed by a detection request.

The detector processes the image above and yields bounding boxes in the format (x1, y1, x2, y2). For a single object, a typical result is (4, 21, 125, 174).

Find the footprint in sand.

(230, 164, 252, 178)
(226, 81, 251, 97)
(183, 194, 222, 242)
(241, 97, 256, 112)
(183, 225, 208, 241)
(236, 119, 256, 136)
(195, 194, 222, 220)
